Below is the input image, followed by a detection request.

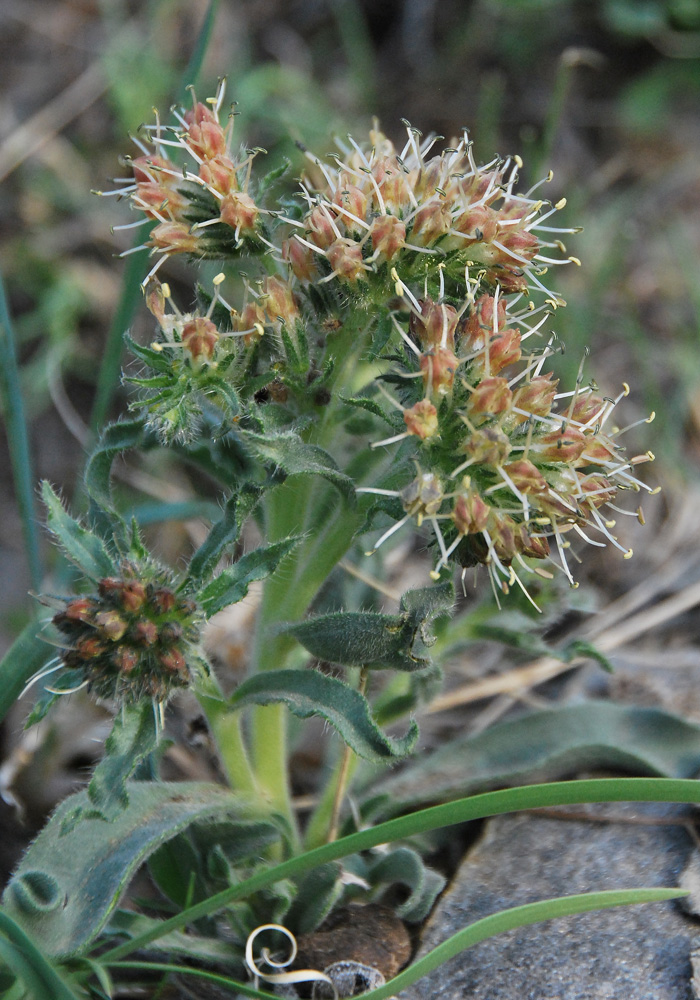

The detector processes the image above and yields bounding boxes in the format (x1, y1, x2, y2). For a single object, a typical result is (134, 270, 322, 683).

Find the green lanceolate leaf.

(367, 846, 445, 923)
(0, 619, 57, 727)
(0, 911, 81, 1000)
(364, 701, 700, 810)
(187, 494, 240, 585)
(1, 782, 256, 958)
(42, 482, 115, 581)
(229, 668, 419, 761)
(283, 580, 454, 671)
(198, 536, 300, 617)
(69, 702, 159, 825)
(85, 418, 147, 512)
(105, 909, 239, 965)
(187, 487, 262, 587)
(239, 428, 355, 502)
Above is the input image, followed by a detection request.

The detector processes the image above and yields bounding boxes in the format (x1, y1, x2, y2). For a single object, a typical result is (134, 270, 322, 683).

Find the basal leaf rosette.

(360, 290, 656, 603)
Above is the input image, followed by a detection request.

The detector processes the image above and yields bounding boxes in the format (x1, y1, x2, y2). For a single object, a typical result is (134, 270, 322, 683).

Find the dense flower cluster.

(48, 567, 202, 704)
(103, 80, 266, 284)
(107, 83, 654, 598)
(283, 125, 579, 301)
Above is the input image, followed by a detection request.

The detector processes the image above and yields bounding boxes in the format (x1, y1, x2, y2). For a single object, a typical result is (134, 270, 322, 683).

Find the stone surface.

(402, 802, 700, 999)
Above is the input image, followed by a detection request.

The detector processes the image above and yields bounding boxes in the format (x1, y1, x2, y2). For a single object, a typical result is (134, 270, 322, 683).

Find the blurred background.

(2, 0, 700, 879)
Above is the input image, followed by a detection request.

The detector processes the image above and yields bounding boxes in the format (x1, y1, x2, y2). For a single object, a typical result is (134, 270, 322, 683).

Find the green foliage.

(283, 581, 453, 671)
(229, 669, 419, 760)
(197, 536, 300, 616)
(42, 482, 115, 580)
(1, 782, 261, 957)
(364, 702, 700, 811)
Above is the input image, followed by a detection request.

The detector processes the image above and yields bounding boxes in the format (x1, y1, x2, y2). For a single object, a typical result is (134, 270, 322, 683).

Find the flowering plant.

(0, 79, 689, 1000)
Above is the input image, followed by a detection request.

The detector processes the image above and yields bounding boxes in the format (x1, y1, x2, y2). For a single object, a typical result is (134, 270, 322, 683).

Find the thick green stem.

(247, 314, 373, 829)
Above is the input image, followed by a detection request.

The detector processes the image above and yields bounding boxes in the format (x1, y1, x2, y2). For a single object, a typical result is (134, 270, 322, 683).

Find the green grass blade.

(101, 776, 700, 961)
(174, 0, 221, 106)
(362, 888, 687, 1000)
(0, 910, 81, 1000)
(0, 270, 42, 591)
(0, 618, 55, 726)
(107, 961, 277, 1000)
(89, 247, 146, 433)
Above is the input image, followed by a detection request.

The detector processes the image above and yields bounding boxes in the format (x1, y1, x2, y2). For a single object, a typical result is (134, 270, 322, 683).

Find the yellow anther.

(650, 486, 662, 495)
(646, 411, 656, 423)
(555, 198, 567, 210)
(623, 548, 634, 560)
(253, 322, 265, 337)
(605, 519, 616, 528)
(568, 256, 582, 266)
(514, 154, 524, 168)
(213, 272, 225, 285)
(150, 342, 164, 352)
(429, 569, 441, 581)
(646, 450, 655, 461)
(161, 283, 171, 298)
(546, 170, 554, 182)
(622, 382, 630, 395)
(636, 506, 645, 525)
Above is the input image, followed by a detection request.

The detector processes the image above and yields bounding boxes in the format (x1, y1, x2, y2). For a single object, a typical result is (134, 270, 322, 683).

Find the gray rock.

(402, 802, 700, 999)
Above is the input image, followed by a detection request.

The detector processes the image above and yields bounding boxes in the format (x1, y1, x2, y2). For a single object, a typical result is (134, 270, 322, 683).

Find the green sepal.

(368, 311, 394, 359)
(239, 428, 355, 502)
(197, 536, 300, 617)
(1, 782, 257, 958)
(229, 668, 419, 761)
(42, 481, 115, 581)
(283, 581, 454, 671)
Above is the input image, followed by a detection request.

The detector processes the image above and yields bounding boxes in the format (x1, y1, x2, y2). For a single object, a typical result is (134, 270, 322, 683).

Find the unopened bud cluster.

(51, 570, 202, 703)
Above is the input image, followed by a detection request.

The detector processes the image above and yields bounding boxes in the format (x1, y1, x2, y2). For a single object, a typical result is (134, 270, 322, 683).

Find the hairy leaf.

(283, 581, 454, 671)
(2, 782, 256, 957)
(198, 536, 300, 617)
(239, 428, 355, 502)
(367, 846, 445, 923)
(364, 701, 700, 810)
(42, 482, 115, 581)
(229, 669, 418, 760)
(66, 702, 160, 826)
(85, 418, 147, 511)
(284, 862, 344, 935)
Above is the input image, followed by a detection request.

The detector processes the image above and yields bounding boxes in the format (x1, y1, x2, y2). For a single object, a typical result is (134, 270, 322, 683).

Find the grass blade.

(101, 775, 700, 961)
(0, 910, 81, 1000)
(0, 269, 42, 591)
(0, 618, 54, 726)
(363, 888, 687, 1000)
